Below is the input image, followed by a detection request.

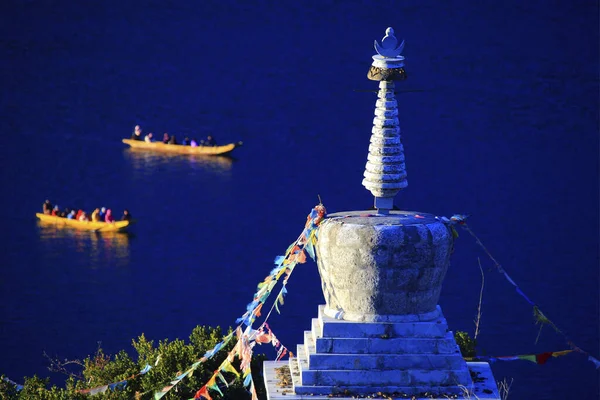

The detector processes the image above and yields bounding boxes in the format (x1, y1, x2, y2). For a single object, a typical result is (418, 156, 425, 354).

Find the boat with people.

(36, 213, 132, 232)
(122, 138, 241, 156)
(123, 125, 242, 156)
(37, 201, 134, 233)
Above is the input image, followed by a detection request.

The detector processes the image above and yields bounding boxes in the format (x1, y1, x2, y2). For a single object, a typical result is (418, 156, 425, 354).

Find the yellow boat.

(36, 213, 132, 232)
(122, 139, 242, 156)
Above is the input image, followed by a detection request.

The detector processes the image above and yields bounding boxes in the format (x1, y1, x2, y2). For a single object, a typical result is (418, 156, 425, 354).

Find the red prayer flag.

(195, 386, 213, 400)
(536, 352, 553, 365)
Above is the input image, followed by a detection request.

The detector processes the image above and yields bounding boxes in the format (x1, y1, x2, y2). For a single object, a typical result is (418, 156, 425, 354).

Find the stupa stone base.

(264, 361, 500, 399)
(264, 305, 499, 399)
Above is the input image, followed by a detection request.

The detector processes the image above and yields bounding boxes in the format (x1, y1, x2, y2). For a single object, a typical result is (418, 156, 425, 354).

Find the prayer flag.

(194, 386, 212, 400)
(207, 381, 223, 397)
(551, 350, 572, 358)
(536, 352, 553, 365)
(140, 364, 152, 374)
(517, 355, 537, 363)
(220, 360, 240, 377)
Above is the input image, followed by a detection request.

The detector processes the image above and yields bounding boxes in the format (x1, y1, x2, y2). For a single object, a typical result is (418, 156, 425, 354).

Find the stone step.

(296, 344, 472, 387)
(308, 353, 466, 370)
(288, 354, 303, 387)
(311, 318, 321, 341)
(312, 331, 461, 355)
(303, 331, 465, 370)
(301, 366, 472, 387)
(317, 305, 448, 339)
(295, 345, 310, 377)
(311, 352, 466, 371)
(300, 367, 472, 387)
(263, 360, 299, 399)
(293, 383, 470, 396)
(303, 332, 316, 359)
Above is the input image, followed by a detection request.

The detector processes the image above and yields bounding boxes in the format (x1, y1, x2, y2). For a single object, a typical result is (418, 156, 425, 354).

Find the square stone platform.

(264, 361, 499, 399)
(264, 305, 500, 399)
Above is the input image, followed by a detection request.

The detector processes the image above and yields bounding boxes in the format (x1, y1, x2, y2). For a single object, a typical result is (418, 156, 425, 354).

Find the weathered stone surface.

(312, 332, 461, 355)
(316, 305, 449, 338)
(301, 367, 471, 387)
(308, 352, 467, 371)
(372, 125, 400, 135)
(316, 211, 453, 321)
(374, 107, 398, 117)
(365, 161, 405, 174)
(296, 343, 470, 386)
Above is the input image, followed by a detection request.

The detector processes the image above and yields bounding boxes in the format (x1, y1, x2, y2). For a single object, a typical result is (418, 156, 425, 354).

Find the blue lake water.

(0, 1, 598, 398)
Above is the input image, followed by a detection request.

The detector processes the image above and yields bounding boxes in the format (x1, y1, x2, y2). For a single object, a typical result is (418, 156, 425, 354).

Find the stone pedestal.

(291, 304, 472, 395)
(263, 304, 500, 399)
(263, 211, 499, 399)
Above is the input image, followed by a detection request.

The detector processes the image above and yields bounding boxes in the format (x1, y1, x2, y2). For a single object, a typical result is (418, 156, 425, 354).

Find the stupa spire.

(362, 27, 408, 213)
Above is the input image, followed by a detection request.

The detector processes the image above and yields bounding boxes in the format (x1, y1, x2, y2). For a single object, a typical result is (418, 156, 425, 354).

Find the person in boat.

(205, 135, 217, 146)
(99, 207, 106, 220)
(75, 209, 84, 220)
(91, 208, 101, 222)
(162, 133, 170, 144)
(61, 207, 70, 218)
(168, 134, 177, 145)
(144, 132, 154, 143)
(42, 200, 53, 215)
(182, 137, 190, 146)
(121, 209, 132, 221)
(190, 138, 198, 147)
(51, 205, 60, 216)
(131, 125, 143, 141)
(105, 209, 115, 223)
(78, 211, 89, 222)
(67, 210, 76, 219)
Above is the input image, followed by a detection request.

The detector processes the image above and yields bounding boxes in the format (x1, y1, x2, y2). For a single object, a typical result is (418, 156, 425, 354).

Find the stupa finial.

(374, 27, 405, 58)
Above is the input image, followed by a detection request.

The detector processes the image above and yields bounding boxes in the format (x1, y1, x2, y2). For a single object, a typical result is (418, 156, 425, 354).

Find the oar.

(352, 88, 429, 94)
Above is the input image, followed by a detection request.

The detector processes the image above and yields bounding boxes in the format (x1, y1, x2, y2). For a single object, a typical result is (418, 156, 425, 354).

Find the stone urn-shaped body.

(316, 211, 453, 322)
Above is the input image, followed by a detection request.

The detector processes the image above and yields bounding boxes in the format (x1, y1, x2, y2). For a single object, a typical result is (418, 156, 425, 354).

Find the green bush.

(454, 330, 477, 358)
(1, 326, 266, 400)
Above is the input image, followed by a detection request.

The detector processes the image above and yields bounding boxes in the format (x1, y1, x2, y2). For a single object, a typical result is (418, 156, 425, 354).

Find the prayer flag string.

(465, 349, 573, 365)
(2, 377, 24, 392)
(153, 203, 326, 399)
(193, 324, 293, 400)
(75, 363, 153, 395)
(440, 214, 600, 370)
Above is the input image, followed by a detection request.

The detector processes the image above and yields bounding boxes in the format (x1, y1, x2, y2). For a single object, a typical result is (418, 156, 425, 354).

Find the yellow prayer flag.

(552, 350, 573, 357)
(276, 268, 286, 279)
(220, 360, 240, 377)
(206, 374, 217, 387)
